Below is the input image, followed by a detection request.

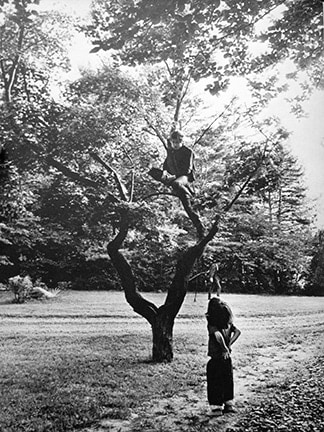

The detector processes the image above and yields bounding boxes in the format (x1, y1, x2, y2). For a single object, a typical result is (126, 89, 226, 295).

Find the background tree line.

(0, 0, 323, 297)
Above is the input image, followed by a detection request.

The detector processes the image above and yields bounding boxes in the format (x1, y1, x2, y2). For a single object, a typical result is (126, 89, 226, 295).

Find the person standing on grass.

(205, 297, 241, 417)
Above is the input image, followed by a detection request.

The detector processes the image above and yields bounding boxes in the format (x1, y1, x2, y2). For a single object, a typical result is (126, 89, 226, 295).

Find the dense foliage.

(0, 0, 323, 296)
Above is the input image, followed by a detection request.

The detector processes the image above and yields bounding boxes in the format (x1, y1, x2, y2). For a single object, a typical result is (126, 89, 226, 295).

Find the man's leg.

(148, 167, 163, 182)
(172, 176, 194, 196)
(148, 171, 204, 238)
(172, 177, 204, 238)
(148, 168, 176, 186)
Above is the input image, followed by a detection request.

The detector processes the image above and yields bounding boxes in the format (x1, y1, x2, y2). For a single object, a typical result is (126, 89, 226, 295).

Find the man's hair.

(170, 130, 183, 141)
(206, 297, 233, 329)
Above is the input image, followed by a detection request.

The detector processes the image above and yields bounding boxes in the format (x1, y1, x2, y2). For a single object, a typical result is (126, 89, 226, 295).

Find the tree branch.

(160, 236, 209, 319)
(129, 170, 135, 202)
(200, 142, 268, 244)
(159, 140, 268, 318)
(177, 192, 205, 239)
(46, 155, 113, 192)
(144, 118, 167, 149)
(247, 114, 279, 147)
(180, 71, 191, 105)
(193, 97, 237, 148)
(107, 209, 159, 324)
(173, 78, 188, 126)
(211, 1, 287, 48)
(163, 59, 173, 77)
(6, 25, 25, 103)
(90, 151, 129, 201)
(21, 63, 30, 102)
(0, 58, 8, 90)
(143, 191, 177, 200)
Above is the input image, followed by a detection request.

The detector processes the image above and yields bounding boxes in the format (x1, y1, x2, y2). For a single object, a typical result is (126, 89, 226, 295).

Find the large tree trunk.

(106, 207, 221, 362)
(152, 313, 174, 362)
(49, 142, 245, 362)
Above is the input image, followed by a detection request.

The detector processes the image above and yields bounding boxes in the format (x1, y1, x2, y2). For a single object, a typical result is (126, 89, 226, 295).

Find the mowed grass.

(0, 291, 323, 432)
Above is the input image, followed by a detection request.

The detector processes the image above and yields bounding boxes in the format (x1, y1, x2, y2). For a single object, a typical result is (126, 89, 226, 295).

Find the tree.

(186, 113, 313, 295)
(6, 59, 257, 361)
(80, 0, 322, 360)
(86, 0, 323, 106)
(61, 68, 237, 361)
(254, 0, 323, 83)
(1, 0, 319, 362)
(307, 230, 324, 295)
(0, 0, 73, 104)
(0, 0, 80, 282)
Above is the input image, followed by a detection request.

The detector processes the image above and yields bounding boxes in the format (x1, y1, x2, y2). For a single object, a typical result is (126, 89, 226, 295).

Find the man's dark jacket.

(163, 145, 195, 181)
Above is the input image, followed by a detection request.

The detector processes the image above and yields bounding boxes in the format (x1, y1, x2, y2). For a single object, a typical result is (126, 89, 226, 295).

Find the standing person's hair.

(206, 297, 233, 330)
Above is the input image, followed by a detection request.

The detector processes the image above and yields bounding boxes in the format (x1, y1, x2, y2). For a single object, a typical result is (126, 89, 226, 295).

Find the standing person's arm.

(214, 330, 231, 359)
(229, 325, 241, 347)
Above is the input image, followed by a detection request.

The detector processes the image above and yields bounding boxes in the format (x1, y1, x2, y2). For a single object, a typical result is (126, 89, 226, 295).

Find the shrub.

(8, 275, 34, 303)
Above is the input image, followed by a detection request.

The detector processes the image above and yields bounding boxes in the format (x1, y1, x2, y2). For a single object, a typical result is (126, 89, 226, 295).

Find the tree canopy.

(0, 0, 323, 360)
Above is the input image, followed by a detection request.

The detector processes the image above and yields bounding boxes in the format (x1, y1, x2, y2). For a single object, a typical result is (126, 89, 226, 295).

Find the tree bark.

(152, 312, 174, 362)
(148, 168, 205, 238)
(102, 130, 254, 361)
(47, 143, 250, 362)
(105, 204, 217, 362)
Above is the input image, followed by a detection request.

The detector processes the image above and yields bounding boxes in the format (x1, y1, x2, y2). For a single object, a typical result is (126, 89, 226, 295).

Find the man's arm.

(180, 147, 194, 176)
(162, 156, 168, 179)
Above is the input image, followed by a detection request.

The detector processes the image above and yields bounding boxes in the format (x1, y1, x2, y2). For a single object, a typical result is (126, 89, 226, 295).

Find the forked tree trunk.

(107, 209, 221, 362)
(104, 134, 253, 362)
(104, 145, 255, 361)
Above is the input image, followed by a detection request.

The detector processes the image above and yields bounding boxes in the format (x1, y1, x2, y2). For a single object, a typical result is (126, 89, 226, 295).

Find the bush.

(8, 275, 34, 303)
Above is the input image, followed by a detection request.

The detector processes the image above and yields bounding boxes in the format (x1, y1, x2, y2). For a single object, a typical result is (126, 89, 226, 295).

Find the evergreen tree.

(307, 230, 324, 295)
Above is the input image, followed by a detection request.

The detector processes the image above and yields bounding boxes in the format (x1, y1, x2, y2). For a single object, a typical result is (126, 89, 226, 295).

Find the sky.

(41, 0, 91, 17)
(42, 0, 324, 228)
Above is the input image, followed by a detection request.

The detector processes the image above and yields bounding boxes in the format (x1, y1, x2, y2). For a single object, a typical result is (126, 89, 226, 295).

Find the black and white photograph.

(1, 1, 323, 431)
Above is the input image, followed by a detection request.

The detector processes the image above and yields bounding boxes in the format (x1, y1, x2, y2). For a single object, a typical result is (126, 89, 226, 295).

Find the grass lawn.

(0, 291, 323, 432)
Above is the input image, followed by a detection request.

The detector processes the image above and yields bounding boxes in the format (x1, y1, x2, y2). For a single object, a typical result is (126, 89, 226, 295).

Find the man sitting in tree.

(149, 130, 195, 195)
(161, 130, 195, 197)
(149, 130, 204, 238)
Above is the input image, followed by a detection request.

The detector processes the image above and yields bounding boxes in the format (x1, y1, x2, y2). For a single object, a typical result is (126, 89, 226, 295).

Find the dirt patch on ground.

(80, 333, 320, 432)
(2, 292, 322, 432)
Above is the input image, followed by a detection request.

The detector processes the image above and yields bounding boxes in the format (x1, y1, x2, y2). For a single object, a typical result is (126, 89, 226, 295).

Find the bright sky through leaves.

(42, 0, 324, 228)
